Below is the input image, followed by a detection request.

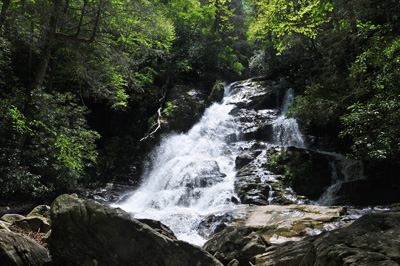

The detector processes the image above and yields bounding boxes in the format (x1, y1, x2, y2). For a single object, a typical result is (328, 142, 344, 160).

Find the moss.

(289, 206, 322, 215)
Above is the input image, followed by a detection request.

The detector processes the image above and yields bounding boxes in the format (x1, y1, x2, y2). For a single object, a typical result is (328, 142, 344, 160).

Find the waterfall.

(112, 82, 332, 246)
(317, 152, 365, 205)
(272, 88, 306, 148)
(113, 84, 241, 246)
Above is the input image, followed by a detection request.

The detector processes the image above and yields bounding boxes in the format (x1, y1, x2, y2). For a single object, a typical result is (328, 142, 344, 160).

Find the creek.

(113, 80, 365, 246)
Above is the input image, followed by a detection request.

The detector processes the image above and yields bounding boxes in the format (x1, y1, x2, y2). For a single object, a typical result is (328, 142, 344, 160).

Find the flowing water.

(114, 84, 241, 246)
(113, 81, 363, 246)
(316, 152, 365, 205)
(272, 88, 306, 148)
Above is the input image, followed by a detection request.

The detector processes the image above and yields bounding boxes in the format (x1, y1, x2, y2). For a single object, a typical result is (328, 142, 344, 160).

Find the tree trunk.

(0, 0, 10, 35)
(30, 0, 61, 90)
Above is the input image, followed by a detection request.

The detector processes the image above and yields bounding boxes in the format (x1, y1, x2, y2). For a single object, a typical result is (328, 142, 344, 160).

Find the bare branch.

(140, 107, 163, 142)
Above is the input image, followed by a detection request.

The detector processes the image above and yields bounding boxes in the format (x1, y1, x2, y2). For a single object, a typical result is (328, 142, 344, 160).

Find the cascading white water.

(272, 88, 306, 148)
(317, 152, 365, 205)
(113, 81, 358, 246)
(113, 84, 241, 246)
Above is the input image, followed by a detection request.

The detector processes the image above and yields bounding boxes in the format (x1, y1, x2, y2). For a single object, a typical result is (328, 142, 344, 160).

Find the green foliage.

(247, 0, 333, 53)
(7, 105, 32, 135)
(0, 89, 99, 199)
(248, 0, 400, 165)
(340, 32, 400, 160)
(0, 0, 251, 200)
(218, 46, 245, 75)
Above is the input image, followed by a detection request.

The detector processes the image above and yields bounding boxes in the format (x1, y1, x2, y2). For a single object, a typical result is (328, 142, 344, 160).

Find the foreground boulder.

(0, 231, 50, 266)
(49, 194, 223, 266)
(204, 226, 268, 266)
(254, 212, 400, 265)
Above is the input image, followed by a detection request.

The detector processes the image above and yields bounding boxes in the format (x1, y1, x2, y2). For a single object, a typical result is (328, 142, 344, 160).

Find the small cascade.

(267, 184, 274, 205)
(317, 152, 365, 205)
(113, 84, 241, 246)
(272, 88, 306, 148)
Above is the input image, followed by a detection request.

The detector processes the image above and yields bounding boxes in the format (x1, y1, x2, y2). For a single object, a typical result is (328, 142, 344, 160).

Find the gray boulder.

(138, 218, 177, 240)
(203, 226, 268, 265)
(1, 213, 25, 224)
(254, 212, 400, 265)
(0, 231, 50, 266)
(27, 205, 51, 220)
(301, 212, 400, 265)
(15, 216, 51, 234)
(48, 194, 223, 266)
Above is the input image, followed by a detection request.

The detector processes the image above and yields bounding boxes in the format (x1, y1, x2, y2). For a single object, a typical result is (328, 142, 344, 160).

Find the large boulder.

(255, 236, 317, 266)
(0, 231, 50, 266)
(48, 194, 223, 266)
(266, 147, 332, 200)
(236, 205, 344, 244)
(254, 212, 400, 265)
(27, 205, 51, 220)
(301, 212, 400, 265)
(160, 85, 208, 133)
(229, 80, 284, 111)
(203, 226, 268, 266)
(234, 146, 307, 205)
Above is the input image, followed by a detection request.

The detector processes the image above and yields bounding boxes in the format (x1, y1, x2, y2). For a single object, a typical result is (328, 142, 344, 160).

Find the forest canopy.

(0, 0, 399, 200)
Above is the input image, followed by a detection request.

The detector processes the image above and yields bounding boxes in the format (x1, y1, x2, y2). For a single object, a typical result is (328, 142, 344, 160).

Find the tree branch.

(140, 107, 163, 142)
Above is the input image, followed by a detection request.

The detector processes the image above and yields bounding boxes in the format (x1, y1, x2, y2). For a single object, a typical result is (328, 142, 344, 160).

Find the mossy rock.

(206, 80, 225, 106)
(266, 147, 332, 200)
(27, 205, 51, 220)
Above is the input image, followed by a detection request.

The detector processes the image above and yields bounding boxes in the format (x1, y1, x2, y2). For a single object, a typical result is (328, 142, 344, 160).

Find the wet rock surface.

(254, 211, 400, 266)
(203, 226, 268, 266)
(49, 194, 223, 266)
(160, 85, 208, 133)
(265, 147, 333, 200)
(231, 205, 345, 244)
(233, 145, 309, 205)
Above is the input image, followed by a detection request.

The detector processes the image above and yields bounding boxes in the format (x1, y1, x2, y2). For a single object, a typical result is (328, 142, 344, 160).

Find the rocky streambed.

(1, 194, 399, 265)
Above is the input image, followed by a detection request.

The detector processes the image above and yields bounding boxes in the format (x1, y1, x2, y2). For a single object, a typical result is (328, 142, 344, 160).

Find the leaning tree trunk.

(0, 0, 10, 35)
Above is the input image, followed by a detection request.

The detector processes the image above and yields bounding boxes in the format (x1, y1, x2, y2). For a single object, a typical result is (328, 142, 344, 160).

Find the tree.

(247, 0, 333, 53)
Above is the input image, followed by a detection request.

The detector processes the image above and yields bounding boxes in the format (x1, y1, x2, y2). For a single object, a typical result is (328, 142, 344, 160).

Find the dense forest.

(0, 0, 399, 202)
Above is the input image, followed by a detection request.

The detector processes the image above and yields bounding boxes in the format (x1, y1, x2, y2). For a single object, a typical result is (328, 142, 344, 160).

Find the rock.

(138, 218, 177, 240)
(254, 212, 400, 266)
(234, 205, 343, 244)
(227, 259, 240, 266)
(15, 217, 51, 233)
(206, 80, 225, 106)
(266, 147, 332, 200)
(336, 177, 400, 206)
(301, 212, 400, 265)
(203, 226, 268, 265)
(1, 213, 25, 224)
(229, 80, 284, 111)
(235, 150, 263, 170)
(0, 220, 11, 232)
(0, 231, 50, 266)
(255, 236, 316, 266)
(235, 108, 278, 142)
(160, 85, 208, 133)
(234, 148, 307, 205)
(27, 205, 51, 220)
(49, 194, 223, 266)
(198, 213, 234, 239)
